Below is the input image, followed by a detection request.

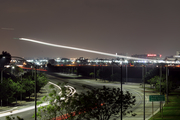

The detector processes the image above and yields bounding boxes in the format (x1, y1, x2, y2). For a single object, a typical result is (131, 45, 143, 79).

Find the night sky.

(0, 0, 180, 59)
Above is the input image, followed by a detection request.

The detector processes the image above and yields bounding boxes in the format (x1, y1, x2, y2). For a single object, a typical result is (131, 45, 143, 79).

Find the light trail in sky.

(19, 38, 160, 62)
(1, 27, 14, 30)
(18, 38, 180, 64)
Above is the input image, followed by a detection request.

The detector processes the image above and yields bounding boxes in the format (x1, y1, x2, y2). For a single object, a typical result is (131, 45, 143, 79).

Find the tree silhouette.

(0, 51, 11, 68)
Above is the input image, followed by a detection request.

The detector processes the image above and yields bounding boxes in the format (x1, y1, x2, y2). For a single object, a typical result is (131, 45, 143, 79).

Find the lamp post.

(142, 65, 145, 120)
(19, 72, 25, 104)
(144, 65, 145, 120)
(125, 62, 128, 84)
(11, 66, 15, 74)
(21, 73, 22, 104)
(112, 64, 113, 81)
(166, 65, 169, 104)
(160, 65, 162, 112)
(31, 66, 33, 77)
(11, 56, 37, 120)
(1, 66, 13, 83)
(1, 65, 14, 107)
(94, 65, 95, 79)
(120, 64, 123, 120)
(34, 65, 37, 120)
(112, 63, 123, 120)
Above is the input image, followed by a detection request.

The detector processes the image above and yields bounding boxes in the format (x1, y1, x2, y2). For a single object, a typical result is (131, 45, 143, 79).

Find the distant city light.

(174, 55, 180, 58)
(147, 54, 156, 57)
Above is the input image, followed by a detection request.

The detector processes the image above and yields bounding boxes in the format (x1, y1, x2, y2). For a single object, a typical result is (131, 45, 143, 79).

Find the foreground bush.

(35, 82, 136, 120)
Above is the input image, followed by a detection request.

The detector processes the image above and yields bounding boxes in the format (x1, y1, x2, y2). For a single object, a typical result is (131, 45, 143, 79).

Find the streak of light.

(18, 38, 159, 62)
(0, 82, 76, 118)
(48, 82, 76, 103)
(1, 28, 14, 30)
(0, 102, 49, 117)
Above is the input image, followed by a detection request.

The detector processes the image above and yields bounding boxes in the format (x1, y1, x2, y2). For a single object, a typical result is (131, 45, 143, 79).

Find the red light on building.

(160, 54, 162, 57)
(147, 54, 157, 57)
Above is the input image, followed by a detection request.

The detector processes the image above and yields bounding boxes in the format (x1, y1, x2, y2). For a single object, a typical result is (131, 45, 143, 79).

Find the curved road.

(0, 73, 160, 120)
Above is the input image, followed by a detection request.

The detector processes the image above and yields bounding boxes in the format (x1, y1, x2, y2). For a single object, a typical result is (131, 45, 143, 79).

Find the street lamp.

(12, 56, 38, 120)
(1, 65, 14, 107)
(1, 65, 14, 84)
(18, 72, 25, 104)
(159, 64, 162, 112)
(166, 65, 169, 104)
(120, 64, 123, 120)
(141, 64, 147, 120)
(112, 63, 113, 82)
(112, 63, 123, 120)
(31, 66, 33, 77)
(11, 66, 15, 74)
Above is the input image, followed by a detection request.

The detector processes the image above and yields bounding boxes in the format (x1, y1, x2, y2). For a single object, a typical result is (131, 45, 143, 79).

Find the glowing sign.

(147, 54, 156, 57)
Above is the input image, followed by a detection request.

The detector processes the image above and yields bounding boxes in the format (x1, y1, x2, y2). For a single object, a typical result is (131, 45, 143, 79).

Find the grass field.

(149, 89, 180, 120)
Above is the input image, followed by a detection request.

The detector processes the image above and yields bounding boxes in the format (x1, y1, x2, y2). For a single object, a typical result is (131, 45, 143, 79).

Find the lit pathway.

(0, 81, 76, 118)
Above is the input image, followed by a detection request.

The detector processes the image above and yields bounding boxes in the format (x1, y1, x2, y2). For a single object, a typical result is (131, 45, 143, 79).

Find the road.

(0, 73, 161, 120)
